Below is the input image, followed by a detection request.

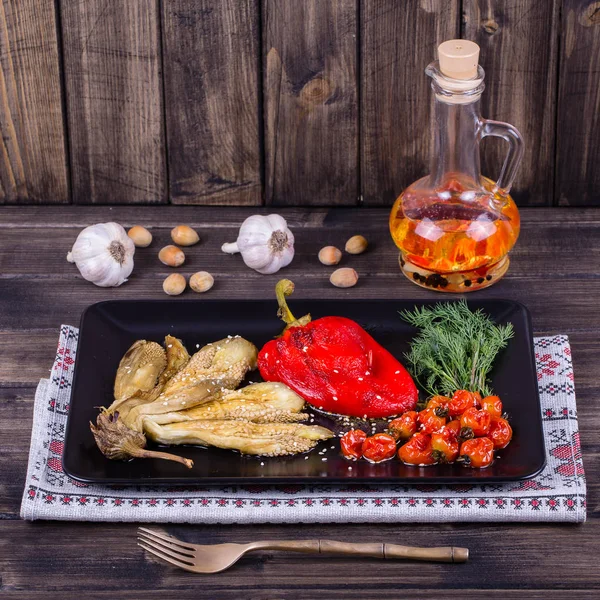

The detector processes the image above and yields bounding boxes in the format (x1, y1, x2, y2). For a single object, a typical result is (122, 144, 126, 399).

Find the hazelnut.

(159, 245, 185, 267)
(127, 225, 152, 248)
(171, 225, 200, 246)
(163, 273, 186, 296)
(345, 235, 368, 255)
(318, 246, 342, 266)
(190, 271, 214, 293)
(330, 267, 359, 288)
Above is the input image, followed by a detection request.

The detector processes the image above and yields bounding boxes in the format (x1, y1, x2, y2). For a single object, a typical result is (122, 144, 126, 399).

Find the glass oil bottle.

(389, 40, 524, 292)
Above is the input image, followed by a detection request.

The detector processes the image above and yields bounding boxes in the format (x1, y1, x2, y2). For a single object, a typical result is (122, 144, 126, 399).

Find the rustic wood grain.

(463, 0, 559, 206)
(1, 205, 599, 229)
(1, 593, 599, 600)
(0, 218, 599, 281)
(360, 0, 460, 206)
(263, 0, 358, 206)
(161, 0, 262, 206)
(555, 0, 600, 206)
(0, 0, 68, 204)
(1, 207, 600, 598)
(60, 0, 166, 204)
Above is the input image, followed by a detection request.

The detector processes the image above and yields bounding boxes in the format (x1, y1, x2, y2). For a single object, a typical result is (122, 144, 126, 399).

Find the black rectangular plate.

(63, 299, 546, 485)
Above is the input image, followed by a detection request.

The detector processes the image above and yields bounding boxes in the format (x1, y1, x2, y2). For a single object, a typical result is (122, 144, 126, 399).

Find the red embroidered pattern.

(21, 329, 586, 523)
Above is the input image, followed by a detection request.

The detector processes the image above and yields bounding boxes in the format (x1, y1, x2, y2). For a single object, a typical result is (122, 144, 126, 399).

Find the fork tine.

(137, 527, 196, 552)
(138, 542, 196, 573)
(137, 533, 195, 559)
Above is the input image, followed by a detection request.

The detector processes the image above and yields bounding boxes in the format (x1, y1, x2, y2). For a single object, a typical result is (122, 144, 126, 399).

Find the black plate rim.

(62, 298, 547, 485)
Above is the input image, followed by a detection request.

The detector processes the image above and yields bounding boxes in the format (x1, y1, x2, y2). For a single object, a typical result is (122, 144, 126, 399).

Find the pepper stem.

(275, 279, 311, 333)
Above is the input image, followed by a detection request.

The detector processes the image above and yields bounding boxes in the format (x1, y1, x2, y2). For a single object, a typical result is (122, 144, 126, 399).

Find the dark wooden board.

(555, 0, 600, 206)
(0, 0, 69, 204)
(1, 206, 599, 598)
(60, 0, 166, 204)
(463, 0, 559, 206)
(162, 0, 262, 206)
(360, 0, 460, 206)
(263, 0, 358, 206)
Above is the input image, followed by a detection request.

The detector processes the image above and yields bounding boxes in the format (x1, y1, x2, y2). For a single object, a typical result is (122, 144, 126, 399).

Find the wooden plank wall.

(0, 0, 597, 207)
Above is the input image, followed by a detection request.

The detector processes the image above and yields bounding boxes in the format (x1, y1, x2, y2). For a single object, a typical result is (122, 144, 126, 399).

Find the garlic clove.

(67, 222, 135, 287)
(318, 246, 342, 265)
(190, 271, 214, 293)
(345, 235, 368, 255)
(159, 245, 185, 267)
(163, 273, 187, 295)
(128, 225, 153, 247)
(171, 225, 200, 246)
(330, 267, 359, 288)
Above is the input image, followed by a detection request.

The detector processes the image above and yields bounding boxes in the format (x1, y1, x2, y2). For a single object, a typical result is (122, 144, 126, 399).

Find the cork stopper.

(438, 40, 480, 80)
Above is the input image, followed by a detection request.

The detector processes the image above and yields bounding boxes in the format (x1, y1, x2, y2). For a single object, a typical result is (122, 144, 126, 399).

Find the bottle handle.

(479, 119, 524, 195)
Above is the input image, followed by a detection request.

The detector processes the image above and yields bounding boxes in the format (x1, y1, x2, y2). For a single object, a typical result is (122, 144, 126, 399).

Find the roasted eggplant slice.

(144, 419, 334, 457)
(147, 382, 308, 425)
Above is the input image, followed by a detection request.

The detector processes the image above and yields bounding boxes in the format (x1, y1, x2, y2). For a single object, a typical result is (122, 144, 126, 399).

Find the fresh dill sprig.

(400, 300, 513, 397)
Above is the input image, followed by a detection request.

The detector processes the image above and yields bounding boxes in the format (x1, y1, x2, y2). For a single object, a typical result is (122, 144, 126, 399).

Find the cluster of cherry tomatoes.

(340, 390, 512, 468)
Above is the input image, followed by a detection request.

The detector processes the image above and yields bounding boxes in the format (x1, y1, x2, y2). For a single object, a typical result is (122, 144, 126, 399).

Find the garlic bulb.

(67, 222, 135, 287)
(222, 214, 294, 275)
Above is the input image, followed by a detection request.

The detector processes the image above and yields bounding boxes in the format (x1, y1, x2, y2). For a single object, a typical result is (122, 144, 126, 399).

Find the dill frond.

(401, 300, 513, 397)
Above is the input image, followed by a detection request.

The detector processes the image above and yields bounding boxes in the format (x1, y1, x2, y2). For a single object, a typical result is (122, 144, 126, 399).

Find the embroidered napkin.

(21, 326, 586, 523)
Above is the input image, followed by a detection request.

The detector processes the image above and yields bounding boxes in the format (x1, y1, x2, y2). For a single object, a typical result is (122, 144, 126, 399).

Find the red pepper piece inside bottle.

(258, 280, 418, 419)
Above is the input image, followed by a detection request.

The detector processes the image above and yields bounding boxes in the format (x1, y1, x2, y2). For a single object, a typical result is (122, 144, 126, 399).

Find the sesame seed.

(333, 369, 339, 373)
(305, 456, 309, 460)
(395, 370, 400, 374)
(322, 458, 327, 462)
(168, 344, 173, 348)
(358, 377, 363, 381)
(365, 371, 370, 375)
(333, 396, 338, 401)
(376, 395, 382, 400)
(260, 462, 264, 466)
(348, 466, 352, 471)
(303, 346, 308, 352)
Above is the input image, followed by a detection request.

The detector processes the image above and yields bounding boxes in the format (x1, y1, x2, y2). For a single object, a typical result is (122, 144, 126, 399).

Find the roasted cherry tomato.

(481, 395, 503, 418)
(447, 390, 481, 417)
(340, 429, 367, 460)
(426, 395, 451, 410)
(417, 407, 447, 434)
(388, 411, 418, 441)
(445, 419, 462, 437)
(431, 428, 459, 463)
(459, 437, 494, 468)
(488, 416, 513, 449)
(397, 432, 436, 466)
(459, 407, 492, 437)
(361, 433, 397, 463)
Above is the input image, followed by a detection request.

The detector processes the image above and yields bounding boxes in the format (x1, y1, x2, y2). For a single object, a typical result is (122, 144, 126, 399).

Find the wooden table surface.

(0, 206, 598, 599)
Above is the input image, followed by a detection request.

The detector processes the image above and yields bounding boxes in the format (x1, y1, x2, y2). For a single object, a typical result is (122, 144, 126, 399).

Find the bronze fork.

(138, 527, 469, 573)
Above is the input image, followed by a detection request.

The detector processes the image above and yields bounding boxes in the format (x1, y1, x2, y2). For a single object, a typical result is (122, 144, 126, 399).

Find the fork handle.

(248, 540, 468, 563)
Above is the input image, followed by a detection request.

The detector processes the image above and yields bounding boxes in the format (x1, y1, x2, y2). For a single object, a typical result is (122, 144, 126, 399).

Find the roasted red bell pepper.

(258, 280, 418, 418)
